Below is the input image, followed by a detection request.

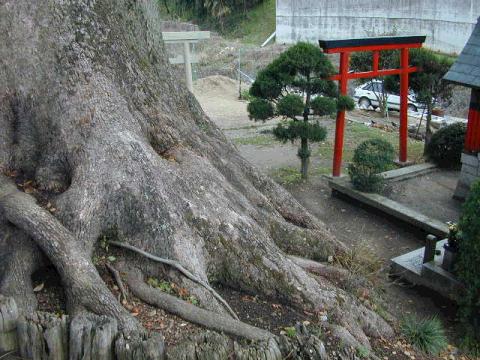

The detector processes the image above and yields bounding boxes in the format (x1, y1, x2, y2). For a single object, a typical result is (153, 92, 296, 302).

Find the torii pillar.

(319, 36, 426, 177)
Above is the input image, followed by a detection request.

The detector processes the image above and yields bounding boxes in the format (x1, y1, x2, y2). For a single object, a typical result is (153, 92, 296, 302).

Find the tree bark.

(299, 137, 309, 179)
(0, 0, 392, 352)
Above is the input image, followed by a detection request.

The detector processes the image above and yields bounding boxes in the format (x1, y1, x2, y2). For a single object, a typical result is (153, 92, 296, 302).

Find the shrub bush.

(240, 89, 255, 101)
(456, 180, 480, 352)
(426, 122, 466, 168)
(349, 138, 395, 192)
(311, 96, 336, 116)
(400, 316, 448, 355)
(273, 121, 327, 143)
(247, 98, 274, 121)
(336, 95, 355, 111)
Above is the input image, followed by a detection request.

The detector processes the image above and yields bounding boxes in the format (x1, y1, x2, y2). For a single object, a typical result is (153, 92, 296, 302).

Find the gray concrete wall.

(455, 153, 480, 200)
(276, 0, 480, 54)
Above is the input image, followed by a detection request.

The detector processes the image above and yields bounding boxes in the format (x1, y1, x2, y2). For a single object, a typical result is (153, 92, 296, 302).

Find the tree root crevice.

(109, 240, 238, 320)
(122, 266, 272, 342)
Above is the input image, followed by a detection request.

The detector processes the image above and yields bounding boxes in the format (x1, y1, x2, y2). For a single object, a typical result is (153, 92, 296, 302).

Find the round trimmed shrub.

(456, 180, 480, 351)
(426, 122, 466, 168)
(311, 96, 337, 116)
(247, 98, 274, 121)
(336, 95, 355, 111)
(349, 138, 395, 192)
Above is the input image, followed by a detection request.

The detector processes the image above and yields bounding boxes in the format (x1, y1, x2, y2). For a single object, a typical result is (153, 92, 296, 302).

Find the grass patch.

(356, 346, 370, 359)
(224, 0, 276, 44)
(400, 316, 448, 355)
(335, 241, 384, 280)
(157, 0, 275, 45)
(234, 134, 275, 146)
(271, 166, 303, 185)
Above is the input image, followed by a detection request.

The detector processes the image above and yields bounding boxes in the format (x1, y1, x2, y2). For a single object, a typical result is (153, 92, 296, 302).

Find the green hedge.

(426, 123, 466, 168)
(349, 138, 395, 192)
(456, 180, 480, 353)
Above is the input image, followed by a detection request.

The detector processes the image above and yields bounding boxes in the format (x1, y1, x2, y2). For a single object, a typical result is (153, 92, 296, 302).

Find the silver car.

(353, 80, 425, 112)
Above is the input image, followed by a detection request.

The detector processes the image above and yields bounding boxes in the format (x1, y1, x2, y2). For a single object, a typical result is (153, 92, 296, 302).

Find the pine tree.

(247, 42, 354, 179)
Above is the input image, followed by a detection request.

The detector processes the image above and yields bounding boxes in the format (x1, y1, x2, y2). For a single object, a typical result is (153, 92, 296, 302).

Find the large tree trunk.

(0, 0, 392, 354)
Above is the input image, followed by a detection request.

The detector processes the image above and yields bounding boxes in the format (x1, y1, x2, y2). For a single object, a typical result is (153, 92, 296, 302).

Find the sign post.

(162, 31, 210, 92)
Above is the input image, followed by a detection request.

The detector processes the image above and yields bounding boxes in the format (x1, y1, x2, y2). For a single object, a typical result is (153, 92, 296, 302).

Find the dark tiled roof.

(444, 18, 480, 89)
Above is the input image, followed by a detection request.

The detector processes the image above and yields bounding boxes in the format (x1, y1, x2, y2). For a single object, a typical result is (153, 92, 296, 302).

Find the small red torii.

(319, 36, 426, 177)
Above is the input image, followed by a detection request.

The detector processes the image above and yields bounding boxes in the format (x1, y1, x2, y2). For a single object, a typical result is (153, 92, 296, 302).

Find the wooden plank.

(162, 31, 210, 43)
(169, 55, 199, 65)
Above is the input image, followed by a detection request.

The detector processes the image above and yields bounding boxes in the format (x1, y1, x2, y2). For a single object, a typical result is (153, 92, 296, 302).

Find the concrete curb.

(328, 177, 448, 238)
(380, 162, 437, 182)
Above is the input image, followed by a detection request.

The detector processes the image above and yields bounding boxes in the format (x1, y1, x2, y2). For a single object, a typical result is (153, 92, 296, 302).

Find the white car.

(353, 80, 425, 112)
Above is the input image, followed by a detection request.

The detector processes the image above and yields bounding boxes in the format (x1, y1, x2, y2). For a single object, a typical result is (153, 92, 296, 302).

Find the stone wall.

(454, 152, 480, 200)
(276, 0, 480, 54)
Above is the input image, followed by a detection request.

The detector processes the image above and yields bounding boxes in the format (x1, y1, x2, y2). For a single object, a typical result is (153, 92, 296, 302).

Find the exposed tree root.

(0, 226, 40, 314)
(109, 240, 238, 320)
(0, 175, 139, 332)
(106, 263, 128, 303)
(123, 266, 272, 341)
(288, 255, 350, 282)
(166, 324, 329, 360)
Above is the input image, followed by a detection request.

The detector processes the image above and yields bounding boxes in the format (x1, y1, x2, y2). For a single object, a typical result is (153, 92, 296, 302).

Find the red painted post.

(399, 48, 409, 163)
(332, 52, 350, 177)
(373, 51, 380, 73)
(465, 89, 480, 152)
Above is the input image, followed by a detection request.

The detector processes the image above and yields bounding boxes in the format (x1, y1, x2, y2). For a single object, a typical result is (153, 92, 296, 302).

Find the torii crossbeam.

(319, 36, 426, 177)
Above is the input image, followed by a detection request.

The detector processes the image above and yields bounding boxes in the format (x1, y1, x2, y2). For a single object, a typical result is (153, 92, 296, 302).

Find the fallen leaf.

(178, 288, 189, 297)
(33, 283, 44, 292)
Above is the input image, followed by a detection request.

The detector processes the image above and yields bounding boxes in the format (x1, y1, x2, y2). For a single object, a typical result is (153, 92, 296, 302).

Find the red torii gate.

(319, 36, 426, 177)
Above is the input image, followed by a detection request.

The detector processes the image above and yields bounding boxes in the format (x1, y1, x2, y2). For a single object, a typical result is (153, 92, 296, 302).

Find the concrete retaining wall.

(276, 0, 480, 54)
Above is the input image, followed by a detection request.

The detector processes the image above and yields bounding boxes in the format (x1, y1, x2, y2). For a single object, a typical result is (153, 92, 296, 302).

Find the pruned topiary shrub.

(311, 96, 336, 116)
(348, 138, 395, 192)
(247, 98, 274, 121)
(336, 95, 356, 112)
(426, 122, 466, 168)
(456, 180, 480, 354)
(247, 42, 355, 179)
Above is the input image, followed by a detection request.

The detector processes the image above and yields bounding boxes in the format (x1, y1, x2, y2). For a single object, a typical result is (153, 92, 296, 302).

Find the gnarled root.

(0, 225, 41, 314)
(166, 323, 328, 360)
(122, 266, 272, 341)
(109, 240, 238, 320)
(0, 175, 139, 333)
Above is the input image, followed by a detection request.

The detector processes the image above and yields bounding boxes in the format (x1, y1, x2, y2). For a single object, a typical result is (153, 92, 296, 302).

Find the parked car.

(353, 80, 425, 112)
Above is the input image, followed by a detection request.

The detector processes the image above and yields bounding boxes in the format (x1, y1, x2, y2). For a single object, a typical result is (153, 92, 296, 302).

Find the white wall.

(276, 0, 480, 54)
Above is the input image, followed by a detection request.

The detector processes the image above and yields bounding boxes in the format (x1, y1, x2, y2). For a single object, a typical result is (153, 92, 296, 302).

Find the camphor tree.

(247, 42, 354, 179)
(0, 1, 392, 357)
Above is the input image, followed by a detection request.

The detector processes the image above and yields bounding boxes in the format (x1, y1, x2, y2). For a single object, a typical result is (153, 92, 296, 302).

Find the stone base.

(394, 159, 415, 167)
(391, 239, 463, 302)
(454, 152, 480, 200)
